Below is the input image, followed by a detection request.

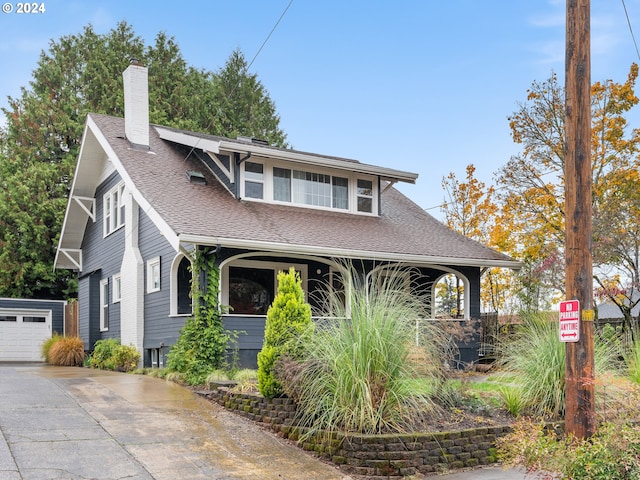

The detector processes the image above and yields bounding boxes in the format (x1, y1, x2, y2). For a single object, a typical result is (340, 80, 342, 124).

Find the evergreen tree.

(0, 22, 287, 298)
(211, 49, 288, 147)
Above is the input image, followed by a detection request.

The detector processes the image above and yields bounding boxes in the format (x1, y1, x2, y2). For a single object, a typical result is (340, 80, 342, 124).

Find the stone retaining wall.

(197, 385, 513, 478)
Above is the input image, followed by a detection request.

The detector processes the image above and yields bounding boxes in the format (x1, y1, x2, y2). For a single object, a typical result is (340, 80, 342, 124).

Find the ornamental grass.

(48, 336, 85, 367)
(280, 264, 450, 440)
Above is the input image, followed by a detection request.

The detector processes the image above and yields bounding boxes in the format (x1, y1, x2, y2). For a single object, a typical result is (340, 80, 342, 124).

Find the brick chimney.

(122, 59, 149, 148)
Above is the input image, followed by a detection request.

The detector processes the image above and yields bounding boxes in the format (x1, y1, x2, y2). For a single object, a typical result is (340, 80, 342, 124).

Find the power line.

(127, 1, 295, 245)
(248, 0, 295, 71)
(622, 0, 640, 64)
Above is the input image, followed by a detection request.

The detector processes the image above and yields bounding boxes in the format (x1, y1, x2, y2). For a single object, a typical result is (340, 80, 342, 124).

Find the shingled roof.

(56, 113, 520, 270)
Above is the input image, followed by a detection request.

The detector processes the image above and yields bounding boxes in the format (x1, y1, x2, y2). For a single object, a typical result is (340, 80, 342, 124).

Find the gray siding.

(191, 149, 235, 194)
(79, 172, 126, 348)
(78, 170, 186, 355)
(223, 315, 266, 369)
(138, 208, 182, 349)
(457, 266, 481, 320)
(0, 298, 65, 335)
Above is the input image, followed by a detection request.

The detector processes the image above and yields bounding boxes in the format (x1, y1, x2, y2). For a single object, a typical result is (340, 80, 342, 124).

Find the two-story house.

(54, 62, 519, 368)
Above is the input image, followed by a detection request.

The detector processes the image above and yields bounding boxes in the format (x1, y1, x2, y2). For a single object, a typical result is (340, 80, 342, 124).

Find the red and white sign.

(559, 300, 580, 343)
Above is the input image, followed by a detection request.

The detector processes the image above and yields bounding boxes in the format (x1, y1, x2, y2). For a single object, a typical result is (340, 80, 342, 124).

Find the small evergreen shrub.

(257, 267, 313, 398)
(48, 336, 85, 366)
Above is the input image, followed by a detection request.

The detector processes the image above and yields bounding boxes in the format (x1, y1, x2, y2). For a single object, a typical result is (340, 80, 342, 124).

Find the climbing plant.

(166, 248, 229, 384)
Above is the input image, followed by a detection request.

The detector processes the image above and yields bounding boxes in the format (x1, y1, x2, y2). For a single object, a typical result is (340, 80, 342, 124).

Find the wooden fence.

(64, 302, 78, 337)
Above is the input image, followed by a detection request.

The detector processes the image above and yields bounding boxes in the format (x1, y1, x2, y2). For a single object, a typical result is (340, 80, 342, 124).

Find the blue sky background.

(1, 0, 639, 217)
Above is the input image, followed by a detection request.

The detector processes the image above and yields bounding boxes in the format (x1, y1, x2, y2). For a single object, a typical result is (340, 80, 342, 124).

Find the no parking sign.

(559, 300, 580, 342)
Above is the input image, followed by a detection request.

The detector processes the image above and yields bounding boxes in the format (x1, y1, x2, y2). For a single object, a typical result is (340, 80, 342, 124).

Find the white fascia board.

(55, 120, 97, 268)
(218, 140, 418, 184)
(155, 126, 221, 154)
(85, 117, 181, 253)
(154, 126, 417, 184)
(178, 234, 522, 269)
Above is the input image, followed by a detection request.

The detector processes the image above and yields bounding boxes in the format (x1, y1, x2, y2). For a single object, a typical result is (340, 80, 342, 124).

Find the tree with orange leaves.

(441, 164, 514, 314)
(497, 64, 640, 324)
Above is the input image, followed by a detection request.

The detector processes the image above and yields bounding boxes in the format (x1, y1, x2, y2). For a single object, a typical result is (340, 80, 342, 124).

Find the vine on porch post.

(166, 247, 228, 384)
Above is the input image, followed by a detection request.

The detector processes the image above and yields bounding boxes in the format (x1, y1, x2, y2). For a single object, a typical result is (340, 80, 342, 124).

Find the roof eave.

(177, 234, 521, 269)
(155, 126, 418, 184)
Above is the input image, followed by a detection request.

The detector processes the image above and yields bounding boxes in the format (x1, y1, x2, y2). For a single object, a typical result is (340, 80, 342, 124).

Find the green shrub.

(89, 338, 140, 372)
(111, 344, 140, 372)
(41, 334, 62, 363)
(257, 267, 313, 398)
(48, 336, 85, 366)
(166, 250, 229, 385)
(89, 338, 120, 369)
(498, 419, 640, 479)
(285, 265, 447, 438)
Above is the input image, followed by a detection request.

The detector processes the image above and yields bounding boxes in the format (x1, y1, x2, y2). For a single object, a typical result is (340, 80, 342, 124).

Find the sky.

(1, 0, 639, 218)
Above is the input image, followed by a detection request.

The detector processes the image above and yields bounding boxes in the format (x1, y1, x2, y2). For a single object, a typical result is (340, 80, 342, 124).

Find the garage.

(0, 299, 66, 362)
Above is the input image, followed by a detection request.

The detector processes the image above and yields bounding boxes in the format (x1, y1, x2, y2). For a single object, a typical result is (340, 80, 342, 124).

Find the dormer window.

(244, 161, 264, 199)
(241, 160, 377, 215)
(357, 179, 373, 213)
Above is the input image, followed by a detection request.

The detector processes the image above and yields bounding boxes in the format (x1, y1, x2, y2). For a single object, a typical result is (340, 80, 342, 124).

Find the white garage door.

(0, 309, 52, 362)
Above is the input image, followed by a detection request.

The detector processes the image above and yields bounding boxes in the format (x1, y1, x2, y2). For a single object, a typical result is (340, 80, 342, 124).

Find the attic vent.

(186, 170, 206, 185)
(237, 136, 269, 146)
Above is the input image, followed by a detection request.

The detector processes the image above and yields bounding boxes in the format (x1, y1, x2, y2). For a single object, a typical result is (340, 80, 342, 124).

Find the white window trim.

(222, 259, 308, 316)
(431, 269, 471, 320)
(356, 178, 375, 213)
(243, 161, 265, 200)
(147, 257, 161, 293)
(170, 253, 193, 317)
(112, 273, 121, 303)
(103, 182, 125, 237)
(239, 160, 378, 215)
(100, 278, 109, 331)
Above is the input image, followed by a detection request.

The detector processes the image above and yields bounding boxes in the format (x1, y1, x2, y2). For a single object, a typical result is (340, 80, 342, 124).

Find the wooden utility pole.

(564, 0, 596, 439)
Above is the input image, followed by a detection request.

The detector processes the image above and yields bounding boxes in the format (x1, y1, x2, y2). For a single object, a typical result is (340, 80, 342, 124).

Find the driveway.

(0, 364, 532, 480)
(0, 364, 353, 479)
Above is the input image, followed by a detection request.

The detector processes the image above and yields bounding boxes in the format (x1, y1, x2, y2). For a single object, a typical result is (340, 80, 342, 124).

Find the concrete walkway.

(0, 364, 533, 479)
(428, 466, 533, 479)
